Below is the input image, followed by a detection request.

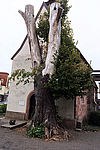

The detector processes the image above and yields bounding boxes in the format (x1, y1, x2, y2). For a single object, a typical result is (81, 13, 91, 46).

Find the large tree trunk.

(34, 74, 57, 127)
(18, 3, 69, 140)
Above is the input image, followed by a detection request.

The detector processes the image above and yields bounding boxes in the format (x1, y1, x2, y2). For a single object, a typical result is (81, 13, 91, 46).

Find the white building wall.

(7, 38, 34, 113)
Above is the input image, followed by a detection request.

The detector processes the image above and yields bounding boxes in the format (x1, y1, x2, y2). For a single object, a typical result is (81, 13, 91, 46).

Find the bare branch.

(18, 10, 25, 20)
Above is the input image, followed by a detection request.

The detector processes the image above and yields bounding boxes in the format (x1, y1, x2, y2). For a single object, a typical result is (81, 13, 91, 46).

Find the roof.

(11, 35, 28, 60)
(77, 48, 92, 70)
(35, 2, 49, 21)
(93, 70, 100, 72)
(35, 0, 56, 21)
(45, 0, 55, 5)
(92, 70, 100, 81)
(0, 72, 9, 75)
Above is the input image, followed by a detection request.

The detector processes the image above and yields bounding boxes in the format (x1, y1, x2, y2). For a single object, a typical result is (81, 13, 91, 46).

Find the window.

(0, 85, 2, 90)
(81, 96, 84, 103)
(1, 79, 4, 82)
(81, 96, 85, 103)
(0, 95, 2, 101)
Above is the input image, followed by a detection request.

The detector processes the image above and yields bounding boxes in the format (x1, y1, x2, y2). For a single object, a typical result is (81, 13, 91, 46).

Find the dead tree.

(19, 2, 65, 138)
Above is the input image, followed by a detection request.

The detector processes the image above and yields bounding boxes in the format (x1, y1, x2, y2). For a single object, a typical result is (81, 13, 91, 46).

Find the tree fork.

(18, 3, 69, 140)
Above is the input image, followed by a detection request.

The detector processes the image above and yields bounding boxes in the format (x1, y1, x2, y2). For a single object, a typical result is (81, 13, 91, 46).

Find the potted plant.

(9, 120, 16, 125)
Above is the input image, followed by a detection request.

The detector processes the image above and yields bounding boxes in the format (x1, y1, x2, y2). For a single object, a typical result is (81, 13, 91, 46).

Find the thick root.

(44, 125, 70, 141)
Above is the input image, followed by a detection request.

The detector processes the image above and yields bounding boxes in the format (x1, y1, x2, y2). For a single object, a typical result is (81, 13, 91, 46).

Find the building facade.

(0, 72, 9, 105)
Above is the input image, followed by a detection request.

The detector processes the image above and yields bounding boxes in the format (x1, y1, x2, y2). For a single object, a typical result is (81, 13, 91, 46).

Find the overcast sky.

(0, 0, 100, 75)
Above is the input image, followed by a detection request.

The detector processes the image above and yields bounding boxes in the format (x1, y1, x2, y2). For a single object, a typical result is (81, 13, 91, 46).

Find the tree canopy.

(36, 0, 93, 100)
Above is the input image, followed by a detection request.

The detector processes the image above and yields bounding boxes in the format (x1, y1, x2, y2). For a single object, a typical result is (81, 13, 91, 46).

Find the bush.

(88, 111, 100, 126)
(0, 104, 7, 113)
(27, 122, 45, 138)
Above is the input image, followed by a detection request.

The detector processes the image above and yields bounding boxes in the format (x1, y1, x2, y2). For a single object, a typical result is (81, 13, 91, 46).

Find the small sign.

(19, 100, 25, 106)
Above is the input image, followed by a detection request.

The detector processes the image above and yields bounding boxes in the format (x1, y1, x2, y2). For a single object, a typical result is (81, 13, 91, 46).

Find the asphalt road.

(0, 127, 100, 150)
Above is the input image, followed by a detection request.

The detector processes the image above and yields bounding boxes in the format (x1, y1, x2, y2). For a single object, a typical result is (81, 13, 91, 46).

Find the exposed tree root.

(44, 125, 70, 141)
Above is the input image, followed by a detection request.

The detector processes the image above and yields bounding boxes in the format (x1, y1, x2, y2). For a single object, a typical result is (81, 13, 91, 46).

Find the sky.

(0, 0, 100, 75)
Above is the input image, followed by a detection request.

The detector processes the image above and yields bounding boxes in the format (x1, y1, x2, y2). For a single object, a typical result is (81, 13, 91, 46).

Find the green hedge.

(0, 104, 7, 113)
(88, 111, 100, 126)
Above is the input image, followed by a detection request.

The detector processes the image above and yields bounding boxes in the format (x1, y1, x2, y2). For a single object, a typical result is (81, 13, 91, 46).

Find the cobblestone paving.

(0, 126, 100, 150)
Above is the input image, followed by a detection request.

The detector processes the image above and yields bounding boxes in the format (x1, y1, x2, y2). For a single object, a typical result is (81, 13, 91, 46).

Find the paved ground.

(0, 125, 100, 150)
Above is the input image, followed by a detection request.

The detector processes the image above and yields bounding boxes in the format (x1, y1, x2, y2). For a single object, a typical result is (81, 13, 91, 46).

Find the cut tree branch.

(18, 5, 41, 68)
(18, 10, 25, 20)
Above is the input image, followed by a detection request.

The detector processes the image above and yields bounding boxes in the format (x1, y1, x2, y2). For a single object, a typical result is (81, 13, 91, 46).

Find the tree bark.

(34, 74, 57, 127)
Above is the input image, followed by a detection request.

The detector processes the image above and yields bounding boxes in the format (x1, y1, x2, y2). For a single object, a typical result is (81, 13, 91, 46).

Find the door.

(28, 94, 36, 119)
